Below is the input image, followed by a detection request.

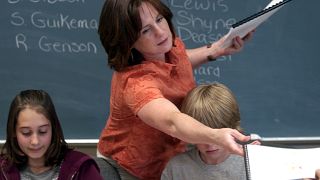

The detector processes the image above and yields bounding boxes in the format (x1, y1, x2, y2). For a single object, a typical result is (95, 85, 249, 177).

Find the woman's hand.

(210, 31, 254, 58)
(187, 30, 254, 68)
(215, 128, 250, 156)
(226, 32, 253, 54)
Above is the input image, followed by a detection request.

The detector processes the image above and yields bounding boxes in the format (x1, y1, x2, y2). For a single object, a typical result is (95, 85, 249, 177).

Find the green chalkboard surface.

(1, 0, 319, 139)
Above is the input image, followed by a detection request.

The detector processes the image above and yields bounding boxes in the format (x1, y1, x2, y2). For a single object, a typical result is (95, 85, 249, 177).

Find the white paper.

(245, 144, 320, 180)
(221, 0, 286, 48)
(266, 0, 283, 9)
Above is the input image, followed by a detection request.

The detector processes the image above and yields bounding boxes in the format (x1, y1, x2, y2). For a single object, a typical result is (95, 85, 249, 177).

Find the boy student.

(161, 83, 260, 180)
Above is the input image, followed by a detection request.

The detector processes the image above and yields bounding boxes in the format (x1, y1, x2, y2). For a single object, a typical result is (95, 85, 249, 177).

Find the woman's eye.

(142, 28, 150, 34)
(156, 16, 164, 23)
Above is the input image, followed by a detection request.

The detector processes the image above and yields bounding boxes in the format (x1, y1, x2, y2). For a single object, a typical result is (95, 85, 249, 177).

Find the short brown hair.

(181, 83, 242, 131)
(98, 0, 176, 71)
(1, 90, 69, 168)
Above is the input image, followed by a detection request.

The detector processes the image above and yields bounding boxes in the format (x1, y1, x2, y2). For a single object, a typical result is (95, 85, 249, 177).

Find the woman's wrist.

(206, 43, 218, 62)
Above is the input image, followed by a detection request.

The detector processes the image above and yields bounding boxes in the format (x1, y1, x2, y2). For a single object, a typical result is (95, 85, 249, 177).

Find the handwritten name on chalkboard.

(167, 0, 236, 84)
(6, 0, 100, 54)
(8, 0, 85, 4)
(169, 0, 235, 44)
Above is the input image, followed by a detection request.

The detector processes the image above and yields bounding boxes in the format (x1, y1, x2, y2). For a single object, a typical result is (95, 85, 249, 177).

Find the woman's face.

(16, 108, 52, 165)
(133, 2, 173, 60)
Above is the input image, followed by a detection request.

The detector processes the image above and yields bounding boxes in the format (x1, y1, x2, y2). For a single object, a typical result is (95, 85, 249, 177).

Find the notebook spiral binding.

(232, 0, 293, 28)
(243, 145, 251, 180)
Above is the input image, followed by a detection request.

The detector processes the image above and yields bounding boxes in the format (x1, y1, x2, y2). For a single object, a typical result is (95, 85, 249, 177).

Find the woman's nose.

(154, 24, 165, 37)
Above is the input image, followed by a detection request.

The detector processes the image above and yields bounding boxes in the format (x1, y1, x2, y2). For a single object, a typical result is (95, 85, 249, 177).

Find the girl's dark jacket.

(0, 150, 103, 180)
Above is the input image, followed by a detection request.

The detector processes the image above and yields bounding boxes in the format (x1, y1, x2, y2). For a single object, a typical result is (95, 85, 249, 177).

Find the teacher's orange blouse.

(98, 38, 196, 180)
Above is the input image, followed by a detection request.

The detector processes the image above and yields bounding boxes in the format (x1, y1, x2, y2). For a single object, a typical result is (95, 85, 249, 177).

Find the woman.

(0, 90, 103, 180)
(97, 0, 253, 179)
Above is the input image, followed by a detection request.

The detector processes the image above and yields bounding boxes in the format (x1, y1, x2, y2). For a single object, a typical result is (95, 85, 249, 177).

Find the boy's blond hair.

(181, 83, 242, 131)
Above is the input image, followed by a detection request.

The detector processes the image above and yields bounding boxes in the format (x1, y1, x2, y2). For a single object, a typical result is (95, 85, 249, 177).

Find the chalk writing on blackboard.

(170, 0, 236, 45)
(7, 0, 100, 54)
(168, 0, 236, 84)
(8, 0, 85, 4)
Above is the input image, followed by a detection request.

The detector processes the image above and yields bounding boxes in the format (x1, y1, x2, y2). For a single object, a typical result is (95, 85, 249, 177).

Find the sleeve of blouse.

(124, 74, 164, 115)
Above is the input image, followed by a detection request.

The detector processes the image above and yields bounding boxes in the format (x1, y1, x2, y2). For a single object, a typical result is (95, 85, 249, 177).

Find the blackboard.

(1, 0, 319, 140)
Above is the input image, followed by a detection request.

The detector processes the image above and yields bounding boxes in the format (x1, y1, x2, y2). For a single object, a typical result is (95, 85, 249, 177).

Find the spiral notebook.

(243, 144, 320, 180)
(221, 0, 294, 48)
